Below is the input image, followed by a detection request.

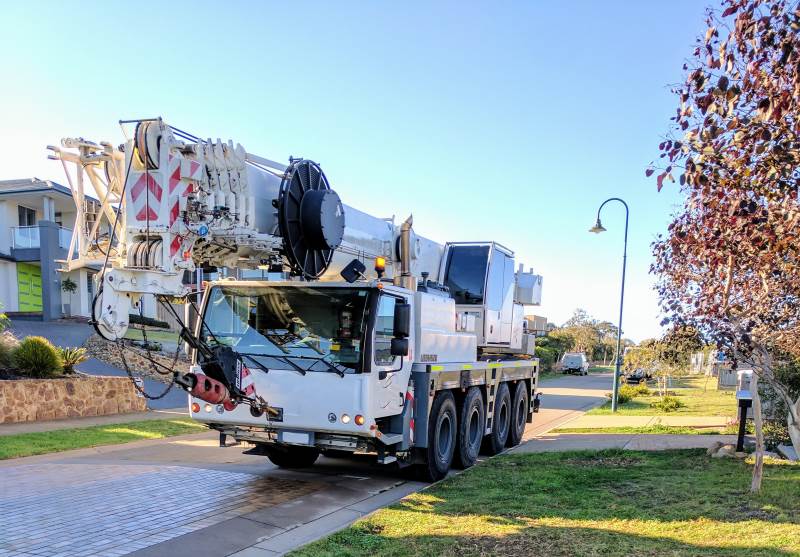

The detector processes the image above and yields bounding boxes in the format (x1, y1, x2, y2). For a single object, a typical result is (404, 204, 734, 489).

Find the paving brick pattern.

(0, 463, 320, 557)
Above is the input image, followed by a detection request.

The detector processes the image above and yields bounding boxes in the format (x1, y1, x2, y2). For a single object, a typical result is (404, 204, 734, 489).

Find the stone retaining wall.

(0, 375, 147, 424)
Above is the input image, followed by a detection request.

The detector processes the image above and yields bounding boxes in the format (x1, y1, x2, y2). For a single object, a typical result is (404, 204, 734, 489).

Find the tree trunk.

(751, 373, 764, 493)
(788, 397, 800, 458)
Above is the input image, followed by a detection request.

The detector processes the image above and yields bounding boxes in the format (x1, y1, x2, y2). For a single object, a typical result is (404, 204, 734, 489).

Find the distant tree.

(543, 330, 575, 361)
(650, 0, 800, 490)
(659, 325, 703, 369)
(595, 321, 619, 365)
(564, 308, 594, 328)
(623, 339, 659, 374)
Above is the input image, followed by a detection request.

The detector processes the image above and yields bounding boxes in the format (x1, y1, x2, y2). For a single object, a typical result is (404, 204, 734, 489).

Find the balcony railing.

(58, 227, 73, 250)
(11, 226, 74, 251)
(11, 226, 40, 249)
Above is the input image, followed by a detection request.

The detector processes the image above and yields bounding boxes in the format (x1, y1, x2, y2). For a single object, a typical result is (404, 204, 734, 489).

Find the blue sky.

(0, 1, 708, 341)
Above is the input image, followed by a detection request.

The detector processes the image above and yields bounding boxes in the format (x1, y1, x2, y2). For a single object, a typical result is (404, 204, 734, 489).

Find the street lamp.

(589, 197, 629, 412)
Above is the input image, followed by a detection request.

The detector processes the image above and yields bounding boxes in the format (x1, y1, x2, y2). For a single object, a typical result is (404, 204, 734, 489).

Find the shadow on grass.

(309, 522, 798, 557)
(293, 449, 800, 557)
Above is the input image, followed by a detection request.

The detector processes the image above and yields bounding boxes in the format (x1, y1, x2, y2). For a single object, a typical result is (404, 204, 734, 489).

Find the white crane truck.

(50, 119, 543, 481)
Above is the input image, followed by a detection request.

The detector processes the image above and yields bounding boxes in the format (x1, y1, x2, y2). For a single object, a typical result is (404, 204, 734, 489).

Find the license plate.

(280, 431, 311, 445)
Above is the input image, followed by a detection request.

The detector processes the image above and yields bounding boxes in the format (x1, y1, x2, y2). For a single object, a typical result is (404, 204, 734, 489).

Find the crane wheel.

(484, 382, 510, 455)
(419, 391, 457, 482)
(265, 445, 320, 469)
(507, 382, 529, 448)
(454, 387, 485, 468)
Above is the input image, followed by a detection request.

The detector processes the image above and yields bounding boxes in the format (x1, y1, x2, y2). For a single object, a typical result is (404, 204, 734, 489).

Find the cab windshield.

(201, 285, 372, 374)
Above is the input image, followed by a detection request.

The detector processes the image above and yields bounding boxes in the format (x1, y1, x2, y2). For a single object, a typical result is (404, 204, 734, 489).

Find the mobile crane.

(50, 119, 543, 480)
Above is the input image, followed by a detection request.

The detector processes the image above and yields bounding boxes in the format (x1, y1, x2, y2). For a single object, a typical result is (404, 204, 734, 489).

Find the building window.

(55, 212, 63, 227)
(87, 272, 95, 300)
(18, 206, 36, 227)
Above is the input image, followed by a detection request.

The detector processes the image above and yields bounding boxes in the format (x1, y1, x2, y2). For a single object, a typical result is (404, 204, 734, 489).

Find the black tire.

(507, 381, 529, 447)
(420, 391, 458, 482)
(265, 445, 320, 468)
(454, 387, 485, 469)
(485, 383, 511, 455)
(321, 449, 353, 459)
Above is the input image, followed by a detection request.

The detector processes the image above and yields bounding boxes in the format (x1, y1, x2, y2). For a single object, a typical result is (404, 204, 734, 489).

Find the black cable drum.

(277, 159, 345, 279)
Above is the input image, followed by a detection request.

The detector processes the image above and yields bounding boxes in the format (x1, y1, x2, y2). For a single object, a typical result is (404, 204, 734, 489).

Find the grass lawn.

(123, 327, 181, 344)
(292, 450, 800, 557)
(588, 376, 737, 417)
(589, 364, 614, 373)
(552, 424, 740, 435)
(0, 418, 206, 460)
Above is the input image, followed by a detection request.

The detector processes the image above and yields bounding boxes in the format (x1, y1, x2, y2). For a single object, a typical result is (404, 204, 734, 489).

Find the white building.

(0, 178, 100, 320)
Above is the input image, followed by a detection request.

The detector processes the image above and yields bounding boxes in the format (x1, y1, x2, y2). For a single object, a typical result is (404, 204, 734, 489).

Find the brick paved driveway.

(0, 433, 420, 557)
(0, 373, 604, 556)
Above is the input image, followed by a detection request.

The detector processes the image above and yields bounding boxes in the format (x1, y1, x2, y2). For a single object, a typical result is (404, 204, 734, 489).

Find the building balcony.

(10, 224, 75, 261)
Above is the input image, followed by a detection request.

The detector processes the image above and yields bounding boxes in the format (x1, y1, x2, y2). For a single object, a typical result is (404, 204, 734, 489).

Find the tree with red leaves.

(651, 0, 800, 490)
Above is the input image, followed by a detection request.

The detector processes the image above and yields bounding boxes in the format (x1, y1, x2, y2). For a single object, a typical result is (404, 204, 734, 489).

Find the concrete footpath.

(514, 432, 741, 453)
(560, 414, 732, 429)
(0, 408, 188, 436)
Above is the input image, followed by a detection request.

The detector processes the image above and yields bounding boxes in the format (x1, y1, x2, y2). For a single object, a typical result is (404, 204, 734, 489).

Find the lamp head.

(589, 218, 606, 234)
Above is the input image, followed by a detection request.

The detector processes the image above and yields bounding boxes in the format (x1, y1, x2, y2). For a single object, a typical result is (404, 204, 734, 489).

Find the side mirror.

(393, 303, 410, 338)
(390, 337, 409, 357)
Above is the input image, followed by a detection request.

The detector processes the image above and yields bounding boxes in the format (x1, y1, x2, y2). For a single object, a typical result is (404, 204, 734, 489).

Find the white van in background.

(560, 352, 589, 375)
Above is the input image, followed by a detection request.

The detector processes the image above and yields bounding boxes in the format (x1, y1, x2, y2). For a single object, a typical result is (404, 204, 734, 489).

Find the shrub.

(0, 331, 19, 368)
(608, 383, 650, 405)
(763, 419, 790, 451)
(128, 314, 171, 329)
(630, 383, 651, 396)
(61, 277, 78, 294)
(650, 396, 684, 412)
(13, 336, 63, 377)
(58, 346, 88, 374)
(610, 389, 632, 405)
(535, 346, 556, 372)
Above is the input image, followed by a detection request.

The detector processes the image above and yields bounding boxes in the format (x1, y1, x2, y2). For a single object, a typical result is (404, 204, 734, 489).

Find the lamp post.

(589, 198, 629, 412)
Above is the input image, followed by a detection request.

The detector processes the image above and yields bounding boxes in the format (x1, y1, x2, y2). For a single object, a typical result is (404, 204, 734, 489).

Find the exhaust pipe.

(395, 215, 416, 291)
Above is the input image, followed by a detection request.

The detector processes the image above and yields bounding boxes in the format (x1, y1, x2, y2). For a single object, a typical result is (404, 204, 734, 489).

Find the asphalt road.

(0, 372, 611, 557)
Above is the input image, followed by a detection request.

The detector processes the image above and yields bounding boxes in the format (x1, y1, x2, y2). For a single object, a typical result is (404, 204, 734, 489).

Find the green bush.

(58, 346, 88, 374)
(128, 314, 171, 329)
(13, 336, 63, 377)
(535, 346, 557, 372)
(61, 277, 78, 294)
(763, 419, 791, 451)
(0, 331, 19, 368)
(650, 396, 684, 412)
(630, 383, 651, 396)
(608, 383, 650, 405)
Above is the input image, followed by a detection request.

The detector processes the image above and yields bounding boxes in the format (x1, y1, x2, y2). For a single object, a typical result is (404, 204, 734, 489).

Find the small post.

(736, 398, 752, 452)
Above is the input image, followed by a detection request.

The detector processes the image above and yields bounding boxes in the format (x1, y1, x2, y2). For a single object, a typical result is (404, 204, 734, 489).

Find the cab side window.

(374, 295, 397, 366)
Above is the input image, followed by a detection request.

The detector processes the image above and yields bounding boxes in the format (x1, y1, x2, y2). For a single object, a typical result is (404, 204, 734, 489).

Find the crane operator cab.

(441, 242, 542, 356)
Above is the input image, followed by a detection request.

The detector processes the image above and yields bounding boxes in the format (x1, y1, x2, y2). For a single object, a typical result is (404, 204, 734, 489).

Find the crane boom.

(49, 118, 443, 340)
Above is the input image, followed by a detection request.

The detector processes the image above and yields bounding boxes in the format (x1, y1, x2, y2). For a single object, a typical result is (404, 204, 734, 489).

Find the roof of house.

(0, 178, 73, 197)
(0, 178, 99, 203)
